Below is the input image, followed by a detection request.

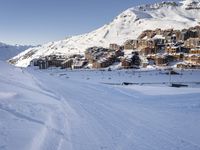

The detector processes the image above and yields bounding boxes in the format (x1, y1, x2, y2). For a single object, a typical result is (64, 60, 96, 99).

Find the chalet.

(124, 40, 138, 50)
(45, 55, 66, 67)
(172, 30, 182, 42)
(121, 58, 133, 69)
(165, 45, 180, 54)
(85, 47, 110, 63)
(171, 53, 184, 61)
(154, 55, 167, 66)
(61, 59, 73, 69)
(176, 62, 190, 69)
(72, 59, 88, 69)
(190, 48, 200, 54)
(186, 55, 200, 65)
(30, 58, 39, 66)
(92, 58, 112, 69)
(109, 43, 120, 50)
(165, 41, 184, 54)
(115, 49, 124, 57)
(139, 47, 154, 56)
(121, 52, 140, 69)
(137, 39, 157, 51)
(138, 30, 156, 39)
(37, 58, 49, 69)
(184, 38, 200, 48)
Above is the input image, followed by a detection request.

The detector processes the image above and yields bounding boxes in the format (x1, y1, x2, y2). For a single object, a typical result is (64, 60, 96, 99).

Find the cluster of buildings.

(121, 26, 200, 69)
(31, 26, 200, 70)
(30, 54, 87, 69)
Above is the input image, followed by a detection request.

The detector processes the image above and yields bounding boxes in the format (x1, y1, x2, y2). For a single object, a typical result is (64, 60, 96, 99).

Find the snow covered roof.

(152, 35, 165, 40)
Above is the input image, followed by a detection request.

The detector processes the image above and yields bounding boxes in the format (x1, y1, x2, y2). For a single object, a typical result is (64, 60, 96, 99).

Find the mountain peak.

(134, 1, 178, 11)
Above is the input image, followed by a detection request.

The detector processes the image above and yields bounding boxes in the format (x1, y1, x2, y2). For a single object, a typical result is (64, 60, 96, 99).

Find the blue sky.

(0, 0, 179, 45)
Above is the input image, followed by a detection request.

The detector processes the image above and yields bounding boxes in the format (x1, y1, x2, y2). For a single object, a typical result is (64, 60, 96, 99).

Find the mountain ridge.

(11, 0, 200, 67)
(0, 42, 34, 61)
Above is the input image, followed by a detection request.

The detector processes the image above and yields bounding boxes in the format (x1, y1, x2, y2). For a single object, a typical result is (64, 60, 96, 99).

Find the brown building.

(61, 59, 73, 69)
(121, 58, 133, 69)
(109, 43, 120, 50)
(190, 48, 200, 54)
(139, 47, 154, 56)
(165, 45, 180, 54)
(124, 40, 138, 50)
(154, 55, 167, 66)
(92, 58, 113, 69)
(184, 38, 200, 48)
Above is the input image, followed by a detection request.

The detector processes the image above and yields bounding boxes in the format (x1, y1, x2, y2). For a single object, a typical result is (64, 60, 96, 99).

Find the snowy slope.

(0, 42, 33, 61)
(11, 0, 200, 67)
(1, 61, 200, 150)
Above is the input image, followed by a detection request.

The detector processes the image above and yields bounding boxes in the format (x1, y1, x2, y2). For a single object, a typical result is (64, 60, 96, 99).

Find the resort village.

(28, 26, 200, 70)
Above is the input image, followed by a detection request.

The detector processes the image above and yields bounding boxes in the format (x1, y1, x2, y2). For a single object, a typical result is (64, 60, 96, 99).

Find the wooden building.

(37, 59, 49, 69)
(184, 38, 200, 48)
(61, 59, 73, 69)
(109, 43, 120, 50)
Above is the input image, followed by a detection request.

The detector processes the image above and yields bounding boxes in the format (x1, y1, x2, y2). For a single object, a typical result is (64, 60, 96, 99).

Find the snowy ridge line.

(10, 0, 200, 67)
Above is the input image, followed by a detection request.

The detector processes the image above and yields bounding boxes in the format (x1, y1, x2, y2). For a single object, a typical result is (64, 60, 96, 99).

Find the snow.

(152, 34, 165, 39)
(0, 42, 33, 61)
(11, 0, 200, 67)
(181, 0, 200, 7)
(0, 61, 200, 150)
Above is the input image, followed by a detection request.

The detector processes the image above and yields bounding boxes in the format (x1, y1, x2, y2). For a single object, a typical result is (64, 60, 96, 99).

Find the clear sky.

(0, 0, 179, 45)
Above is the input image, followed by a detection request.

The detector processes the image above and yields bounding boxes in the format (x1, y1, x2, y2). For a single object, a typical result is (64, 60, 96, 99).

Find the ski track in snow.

(0, 62, 200, 150)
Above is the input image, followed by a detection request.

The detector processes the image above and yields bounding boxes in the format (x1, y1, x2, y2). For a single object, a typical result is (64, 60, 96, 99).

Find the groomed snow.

(0, 61, 200, 150)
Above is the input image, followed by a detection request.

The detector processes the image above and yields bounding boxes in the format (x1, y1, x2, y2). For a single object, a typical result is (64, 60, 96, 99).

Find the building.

(190, 47, 200, 54)
(121, 53, 140, 69)
(124, 40, 138, 50)
(154, 55, 167, 66)
(184, 38, 200, 48)
(140, 47, 154, 56)
(72, 59, 88, 69)
(30, 58, 39, 66)
(61, 59, 73, 69)
(109, 43, 120, 50)
(37, 58, 49, 69)
(185, 55, 200, 65)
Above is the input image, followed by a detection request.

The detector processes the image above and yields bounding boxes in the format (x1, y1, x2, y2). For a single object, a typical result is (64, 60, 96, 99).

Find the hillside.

(0, 42, 33, 61)
(11, 0, 200, 67)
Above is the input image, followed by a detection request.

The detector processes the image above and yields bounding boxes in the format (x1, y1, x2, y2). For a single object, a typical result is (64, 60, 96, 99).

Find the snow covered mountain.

(11, 0, 200, 67)
(0, 42, 33, 61)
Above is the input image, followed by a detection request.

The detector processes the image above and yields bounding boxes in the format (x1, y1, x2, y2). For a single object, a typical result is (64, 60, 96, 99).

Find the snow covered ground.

(1, 61, 200, 150)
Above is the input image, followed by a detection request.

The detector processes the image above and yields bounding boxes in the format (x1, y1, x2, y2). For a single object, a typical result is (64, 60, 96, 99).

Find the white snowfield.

(1, 61, 200, 150)
(0, 42, 32, 61)
(12, 0, 200, 67)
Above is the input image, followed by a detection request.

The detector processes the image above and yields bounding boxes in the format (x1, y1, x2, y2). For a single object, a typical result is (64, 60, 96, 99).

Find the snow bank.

(1, 62, 200, 150)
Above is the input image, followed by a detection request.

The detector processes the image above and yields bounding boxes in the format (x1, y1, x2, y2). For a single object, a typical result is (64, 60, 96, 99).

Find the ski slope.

(1, 61, 200, 150)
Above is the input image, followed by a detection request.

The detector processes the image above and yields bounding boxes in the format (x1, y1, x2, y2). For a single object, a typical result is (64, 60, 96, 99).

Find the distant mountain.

(0, 42, 33, 61)
(11, 0, 200, 67)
